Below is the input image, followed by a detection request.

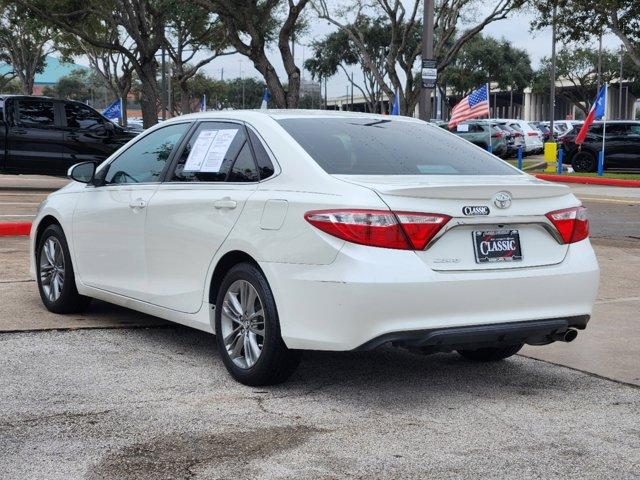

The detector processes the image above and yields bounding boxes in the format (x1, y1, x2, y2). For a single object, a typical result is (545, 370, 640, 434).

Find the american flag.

(448, 85, 490, 129)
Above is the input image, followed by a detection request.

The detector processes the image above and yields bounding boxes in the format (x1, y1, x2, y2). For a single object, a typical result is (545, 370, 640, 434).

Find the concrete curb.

(535, 174, 640, 188)
(0, 222, 31, 236)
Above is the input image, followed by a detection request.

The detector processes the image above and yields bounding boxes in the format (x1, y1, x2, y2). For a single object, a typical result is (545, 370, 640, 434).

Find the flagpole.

(599, 84, 607, 176)
(119, 97, 123, 126)
(486, 83, 492, 154)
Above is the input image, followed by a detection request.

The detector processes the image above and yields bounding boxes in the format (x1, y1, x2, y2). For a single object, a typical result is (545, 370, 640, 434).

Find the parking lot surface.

(1, 174, 639, 479)
(2, 328, 639, 480)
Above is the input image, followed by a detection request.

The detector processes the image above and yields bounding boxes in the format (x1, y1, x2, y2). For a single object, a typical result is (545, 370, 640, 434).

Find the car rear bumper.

(354, 315, 589, 351)
(261, 239, 599, 351)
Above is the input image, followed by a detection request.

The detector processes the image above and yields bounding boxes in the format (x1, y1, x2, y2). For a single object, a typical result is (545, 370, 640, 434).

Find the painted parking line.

(0, 202, 40, 206)
(0, 214, 36, 218)
(579, 197, 640, 205)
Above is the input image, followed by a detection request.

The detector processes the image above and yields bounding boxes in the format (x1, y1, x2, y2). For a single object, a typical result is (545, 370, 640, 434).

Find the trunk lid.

(334, 174, 577, 271)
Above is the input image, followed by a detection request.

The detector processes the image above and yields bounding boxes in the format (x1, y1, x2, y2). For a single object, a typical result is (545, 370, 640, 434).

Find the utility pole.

(161, 45, 167, 120)
(619, 45, 624, 119)
(549, 3, 557, 134)
(596, 34, 603, 89)
(324, 77, 327, 110)
(350, 71, 354, 111)
(419, 0, 435, 120)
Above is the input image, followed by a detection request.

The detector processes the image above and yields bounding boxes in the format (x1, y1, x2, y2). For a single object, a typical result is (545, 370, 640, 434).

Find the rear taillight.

(304, 209, 450, 250)
(491, 131, 503, 138)
(546, 206, 589, 244)
(527, 131, 538, 136)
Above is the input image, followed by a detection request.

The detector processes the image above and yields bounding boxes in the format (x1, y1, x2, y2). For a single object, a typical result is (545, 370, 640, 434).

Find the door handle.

(213, 197, 237, 209)
(129, 198, 147, 210)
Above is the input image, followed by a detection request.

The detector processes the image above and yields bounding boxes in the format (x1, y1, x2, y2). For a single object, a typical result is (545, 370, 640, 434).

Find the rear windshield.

(277, 118, 518, 175)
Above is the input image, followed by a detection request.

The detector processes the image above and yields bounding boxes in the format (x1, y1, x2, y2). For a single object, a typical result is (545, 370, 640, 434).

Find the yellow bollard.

(544, 142, 557, 172)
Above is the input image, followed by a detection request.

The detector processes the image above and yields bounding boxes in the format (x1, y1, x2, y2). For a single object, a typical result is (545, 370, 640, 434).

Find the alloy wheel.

(220, 279, 265, 369)
(39, 237, 65, 302)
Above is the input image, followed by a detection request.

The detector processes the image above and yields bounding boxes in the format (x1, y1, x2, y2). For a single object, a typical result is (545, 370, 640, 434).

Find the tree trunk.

(136, 61, 159, 129)
(180, 81, 190, 114)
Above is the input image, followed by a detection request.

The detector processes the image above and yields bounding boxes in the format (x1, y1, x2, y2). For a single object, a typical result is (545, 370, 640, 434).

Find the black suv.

(0, 95, 138, 176)
(561, 121, 640, 172)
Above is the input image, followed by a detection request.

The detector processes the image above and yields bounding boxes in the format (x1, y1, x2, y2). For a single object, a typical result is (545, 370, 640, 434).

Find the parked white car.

(30, 111, 599, 385)
(496, 119, 544, 154)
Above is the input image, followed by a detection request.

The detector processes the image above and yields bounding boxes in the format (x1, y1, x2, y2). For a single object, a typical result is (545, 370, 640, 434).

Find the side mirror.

(68, 162, 96, 184)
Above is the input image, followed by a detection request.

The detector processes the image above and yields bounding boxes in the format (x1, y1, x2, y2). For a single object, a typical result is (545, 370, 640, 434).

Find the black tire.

(214, 262, 301, 386)
(571, 150, 597, 172)
(457, 344, 523, 362)
(36, 224, 91, 314)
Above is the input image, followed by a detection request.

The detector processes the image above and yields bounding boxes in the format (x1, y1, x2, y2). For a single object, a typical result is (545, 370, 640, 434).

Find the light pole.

(597, 34, 603, 89)
(419, 0, 435, 120)
(239, 60, 245, 109)
(549, 3, 557, 133)
(619, 45, 624, 119)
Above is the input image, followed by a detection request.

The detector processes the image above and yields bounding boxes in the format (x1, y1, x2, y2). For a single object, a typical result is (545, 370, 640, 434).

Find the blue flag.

(391, 91, 400, 115)
(199, 94, 207, 112)
(593, 83, 607, 120)
(102, 99, 122, 122)
(260, 88, 270, 109)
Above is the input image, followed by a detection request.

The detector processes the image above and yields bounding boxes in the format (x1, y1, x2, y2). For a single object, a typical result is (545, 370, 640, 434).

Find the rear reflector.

(546, 206, 589, 244)
(527, 132, 538, 136)
(304, 209, 450, 250)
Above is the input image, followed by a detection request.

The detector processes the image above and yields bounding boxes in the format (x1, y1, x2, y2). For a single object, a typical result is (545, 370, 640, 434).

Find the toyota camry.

(30, 111, 599, 385)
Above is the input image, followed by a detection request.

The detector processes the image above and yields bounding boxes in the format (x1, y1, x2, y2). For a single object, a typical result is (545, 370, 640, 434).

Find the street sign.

(421, 59, 437, 88)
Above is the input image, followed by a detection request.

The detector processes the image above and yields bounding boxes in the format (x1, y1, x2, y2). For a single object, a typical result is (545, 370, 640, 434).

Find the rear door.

(601, 124, 628, 167)
(144, 121, 259, 313)
(621, 124, 640, 168)
(5, 98, 64, 174)
(62, 102, 118, 170)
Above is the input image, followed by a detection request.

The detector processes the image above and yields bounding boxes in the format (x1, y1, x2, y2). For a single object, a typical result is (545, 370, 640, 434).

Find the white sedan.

(30, 111, 599, 385)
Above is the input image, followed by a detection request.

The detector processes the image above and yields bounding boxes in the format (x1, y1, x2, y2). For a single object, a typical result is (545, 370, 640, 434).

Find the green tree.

(190, 0, 309, 109)
(532, 46, 639, 116)
(0, 3, 54, 94)
(531, 0, 640, 69)
(17, 0, 171, 128)
(42, 69, 92, 100)
(315, 0, 526, 115)
(305, 17, 390, 112)
(165, 3, 234, 115)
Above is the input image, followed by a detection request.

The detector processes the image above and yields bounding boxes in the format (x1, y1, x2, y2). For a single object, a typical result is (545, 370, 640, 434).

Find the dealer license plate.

(473, 229, 523, 263)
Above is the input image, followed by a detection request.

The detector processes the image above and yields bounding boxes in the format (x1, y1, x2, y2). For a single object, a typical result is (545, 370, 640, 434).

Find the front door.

(144, 121, 259, 313)
(5, 99, 64, 174)
(72, 122, 191, 300)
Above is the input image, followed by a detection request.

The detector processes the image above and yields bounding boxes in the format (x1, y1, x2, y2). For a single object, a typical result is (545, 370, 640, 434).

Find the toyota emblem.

(493, 191, 512, 209)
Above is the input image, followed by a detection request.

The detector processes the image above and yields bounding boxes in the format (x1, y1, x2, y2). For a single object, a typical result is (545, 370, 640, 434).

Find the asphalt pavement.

(1, 174, 639, 479)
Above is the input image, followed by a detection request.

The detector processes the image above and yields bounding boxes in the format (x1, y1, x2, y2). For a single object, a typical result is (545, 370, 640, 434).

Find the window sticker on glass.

(456, 124, 469, 132)
(201, 129, 238, 172)
(184, 129, 218, 171)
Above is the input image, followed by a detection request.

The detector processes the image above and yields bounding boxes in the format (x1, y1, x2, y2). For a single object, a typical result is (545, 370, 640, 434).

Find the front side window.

(171, 122, 251, 182)
(65, 103, 105, 130)
(628, 124, 640, 135)
(18, 100, 55, 127)
(104, 123, 189, 184)
(277, 118, 518, 176)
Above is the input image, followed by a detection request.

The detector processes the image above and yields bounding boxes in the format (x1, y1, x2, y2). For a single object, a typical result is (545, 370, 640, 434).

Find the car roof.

(163, 109, 425, 125)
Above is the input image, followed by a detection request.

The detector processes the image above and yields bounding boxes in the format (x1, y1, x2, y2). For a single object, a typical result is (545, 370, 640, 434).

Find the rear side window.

(171, 122, 250, 182)
(65, 103, 105, 129)
(277, 118, 518, 176)
(18, 100, 55, 127)
(248, 129, 275, 179)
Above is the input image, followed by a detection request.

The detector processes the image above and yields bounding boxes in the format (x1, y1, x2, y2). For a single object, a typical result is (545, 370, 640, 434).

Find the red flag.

(575, 84, 607, 145)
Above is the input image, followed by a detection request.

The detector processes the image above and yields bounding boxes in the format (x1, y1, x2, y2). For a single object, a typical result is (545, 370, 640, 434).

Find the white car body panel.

(30, 110, 599, 351)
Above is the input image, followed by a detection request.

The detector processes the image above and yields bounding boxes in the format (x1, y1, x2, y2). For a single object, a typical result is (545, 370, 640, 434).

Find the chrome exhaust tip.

(551, 329, 578, 343)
